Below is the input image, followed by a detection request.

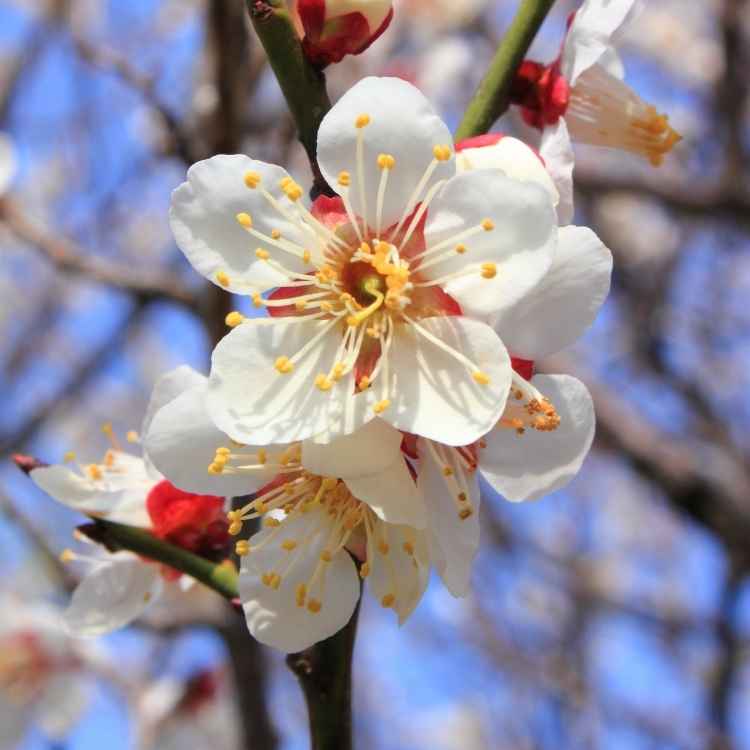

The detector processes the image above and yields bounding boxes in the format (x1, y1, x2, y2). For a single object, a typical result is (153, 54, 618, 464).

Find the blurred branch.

(287, 598, 360, 750)
(0, 197, 198, 308)
(244, 0, 333, 196)
(455, 0, 557, 140)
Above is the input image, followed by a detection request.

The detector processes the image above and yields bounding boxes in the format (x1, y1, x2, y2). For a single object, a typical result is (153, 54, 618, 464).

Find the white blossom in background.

(144, 366, 485, 651)
(509, 0, 681, 220)
(170, 76, 558, 448)
(0, 594, 98, 747)
(0, 132, 18, 197)
(27, 369, 233, 637)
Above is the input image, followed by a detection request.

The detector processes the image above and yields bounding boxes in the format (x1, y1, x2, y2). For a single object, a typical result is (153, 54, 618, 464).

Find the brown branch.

(0, 197, 198, 308)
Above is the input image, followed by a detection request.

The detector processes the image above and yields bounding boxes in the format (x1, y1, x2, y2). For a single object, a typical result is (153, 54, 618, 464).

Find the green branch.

(79, 519, 239, 600)
(455, 0, 557, 141)
(245, 0, 333, 195)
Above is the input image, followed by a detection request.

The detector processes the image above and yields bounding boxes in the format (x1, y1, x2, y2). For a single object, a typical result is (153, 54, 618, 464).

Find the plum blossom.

(509, 0, 681, 178)
(23, 371, 233, 637)
(170, 76, 558, 448)
(144, 366, 483, 651)
(0, 595, 97, 747)
(293, 0, 394, 65)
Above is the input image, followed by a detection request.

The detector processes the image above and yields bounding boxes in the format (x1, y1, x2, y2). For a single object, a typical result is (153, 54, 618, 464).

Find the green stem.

(79, 518, 239, 600)
(286, 598, 360, 750)
(455, 0, 558, 141)
(245, 0, 333, 195)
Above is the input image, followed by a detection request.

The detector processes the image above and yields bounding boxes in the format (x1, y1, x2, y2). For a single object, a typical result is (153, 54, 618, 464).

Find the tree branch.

(455, 0, 557, 140)
(244, 0, 333, 196)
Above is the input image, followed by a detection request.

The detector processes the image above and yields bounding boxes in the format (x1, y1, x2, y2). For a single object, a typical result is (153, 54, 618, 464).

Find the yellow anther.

(359, 562, 371, 578)
(126, 431, 139, 443)
(332, 362, 346, 381)
(216, 446, 231, 456)
(378, 541, 390, 555)
(355, 114, 371, 128)
(227, 510, 242, 522)
(63, 451, 76, 463)
(307, 598, 322, 613)
(459, 507, 473, 520)
(216, 271, 231, 287)
(229, 521, 243, 535)
(271, 229, 282, 239)
(236, 212, 252, 228)
(275, 356, 294, 374)
(208, 462, 224, 475)
(87, 464, 103, 481)
(321, 301, 333, 313)
(433, 144, 452, 161)
(472, 371, 491, 385)
(104, 450, 115, 468)
(283, 182, 303, 202)
(280, 176, 292, 188)
(481, 262, 497, 279)
(320, 550, 333, 563)
(381, 593, 396, 608)
(321, 477, 338, 490)
(403, 541, 415, 555)
(315, 373, 333, 391)
(281, 540, 297, 551)
(296, 583, 307, 607)
(264, 517, 281, 528)
(373, 399, 390, 414)
(225, 311, 245, 327)
(295, 300, 307, 312)
(257, 448, 267, 465)
(303, 249, 311, 264)
(338, 171, 351, 187)
(358, 376, 371, 391)
(235, 540, 250, 556)
(442, 466, 454, 477)
(457, 492, 467, 503)
(270, 573, 281, 590)
(101, 422, 113, 436)
(211, 454, 227, 469)
(455, 244, 467, 254)
(377, 153, 395, 170)
(255, 247, 270, 260)
(60, 549, 76, 563)
(252, 293, 263, 308)
(481, 218, 495, 231)
(244, 171, 261, 188)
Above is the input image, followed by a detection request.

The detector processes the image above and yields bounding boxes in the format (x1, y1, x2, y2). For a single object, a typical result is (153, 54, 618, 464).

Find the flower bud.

(294, 0, 394, 66)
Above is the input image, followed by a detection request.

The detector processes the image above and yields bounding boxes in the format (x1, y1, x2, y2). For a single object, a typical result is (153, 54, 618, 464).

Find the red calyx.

(146, 480, 230, 560)
(177, 670, 220, 715)
(509, 59, 570, 130)
(455, 133, 505, 152)
(511, 356, 535, 381)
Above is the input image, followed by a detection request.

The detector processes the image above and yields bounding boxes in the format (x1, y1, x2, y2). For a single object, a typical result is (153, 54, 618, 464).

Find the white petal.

(417, 439, 480, 597)
(35, 677, 89, 738)
(0, 132, 18, 197)
(169, 156, 310, 294)
(561, 0, 638, 84)
(480, 374, 595, 501)
(144, 382, 276, 497)
(141, 365, 207, 439)
(239, 508, 360, 652)
(540, 119, 575, 225)
(317, 77, 454, 230)
(421, 170, 556, 317)
(491, 225, 612, 359)
(302, 418, 426, 526)
(31, 457, 153, 527)
(366, 522, 429, 624)
(456, 136, 559, 207)
(207, 317, 370, 444)
(379, 316, 511, 447)
(63, 555, 163, 637)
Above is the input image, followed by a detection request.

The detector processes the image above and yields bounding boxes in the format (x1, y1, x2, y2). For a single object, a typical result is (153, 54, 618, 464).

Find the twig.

(455, 0, 557, 140)
(0, 197, 198, 308)
(244, 0, 333, 196)
(286, 598, 361, 750)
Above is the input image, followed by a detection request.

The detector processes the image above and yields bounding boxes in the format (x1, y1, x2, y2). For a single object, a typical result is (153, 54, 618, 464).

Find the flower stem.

(245, 0, 334, 196)
(78, 518, 240, 600)
(286, 598, 361, 750)
(454, 0, 558, 141)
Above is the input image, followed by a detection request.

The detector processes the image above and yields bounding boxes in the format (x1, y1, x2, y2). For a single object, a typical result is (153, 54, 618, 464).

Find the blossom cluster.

(25, 0, 679, 653)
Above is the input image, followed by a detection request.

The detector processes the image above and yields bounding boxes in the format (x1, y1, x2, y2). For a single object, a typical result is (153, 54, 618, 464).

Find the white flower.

(0, 132, 17, 197)
(510, 0, 680, 188)
(144, 367, 485, 652)
(27, 368, 234, 637)
(169, 76, 558, 448)
(0, 595, 95, 746)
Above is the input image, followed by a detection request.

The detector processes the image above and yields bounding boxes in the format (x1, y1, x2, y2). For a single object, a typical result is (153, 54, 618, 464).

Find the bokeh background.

(1, 0, 746, 748)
